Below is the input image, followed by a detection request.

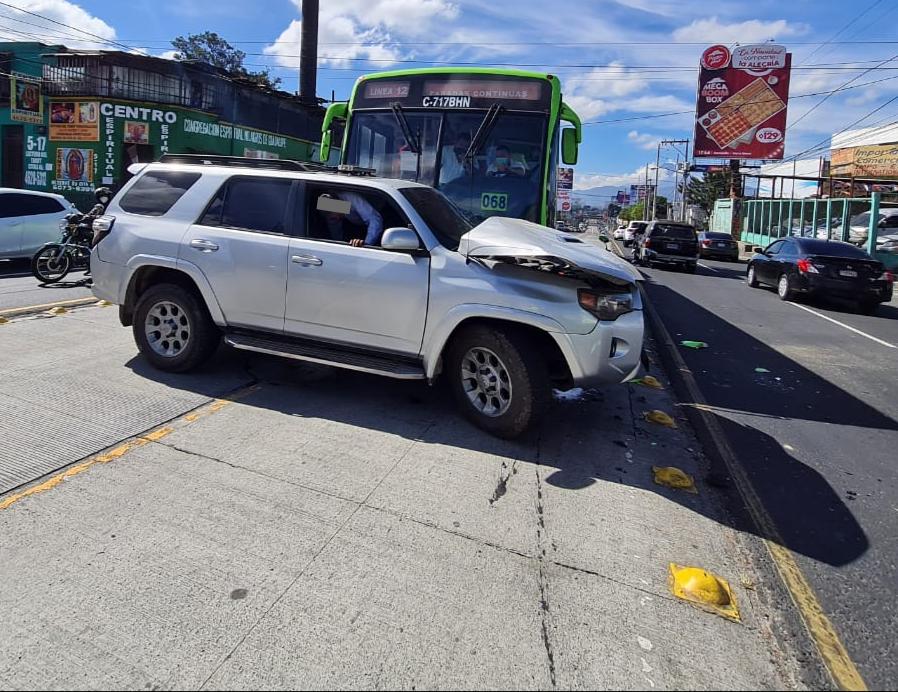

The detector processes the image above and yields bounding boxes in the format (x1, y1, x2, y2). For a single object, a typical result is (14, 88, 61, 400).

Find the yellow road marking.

(0, 385, 260, 513)
(0, 297, 98, 318)
(641, 287, 867, 691)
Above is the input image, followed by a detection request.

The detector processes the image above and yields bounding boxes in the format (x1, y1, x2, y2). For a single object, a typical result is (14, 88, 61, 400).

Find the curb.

(0, 297, 100, 319)
(638, 283, 865, 692)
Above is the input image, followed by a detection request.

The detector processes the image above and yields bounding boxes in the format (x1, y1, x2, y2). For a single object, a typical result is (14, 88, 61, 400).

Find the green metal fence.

(741, 193, 897, 269)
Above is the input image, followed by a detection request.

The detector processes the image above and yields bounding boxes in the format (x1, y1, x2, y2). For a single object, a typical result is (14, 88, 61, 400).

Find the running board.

(224, 333, 426, 380)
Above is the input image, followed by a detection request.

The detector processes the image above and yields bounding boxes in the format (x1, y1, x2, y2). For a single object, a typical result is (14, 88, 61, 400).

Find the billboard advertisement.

(10, 73, 43, 124)
(831, 144, 898, 178)
(629, 184, 654, 202)
(693, 44, 792, 159)
(50, 101, 100, 141)
(557, 167, 573, 190)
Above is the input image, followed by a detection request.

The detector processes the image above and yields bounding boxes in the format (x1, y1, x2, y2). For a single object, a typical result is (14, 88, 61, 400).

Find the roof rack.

(157, 154, 333, 172)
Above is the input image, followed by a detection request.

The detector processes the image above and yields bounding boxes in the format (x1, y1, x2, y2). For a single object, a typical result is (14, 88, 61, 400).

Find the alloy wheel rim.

(460, 347, 513, 418)
(778, 275, 788, 297)
(144, 300, 191, 357)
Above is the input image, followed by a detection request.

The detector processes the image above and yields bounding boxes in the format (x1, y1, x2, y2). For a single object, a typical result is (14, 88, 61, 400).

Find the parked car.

(635, 221, 699, 273)
(746, 237, 893, 314)
(0, 188, 75, 260)
(613, 227, 626, 241)
(697, 232, 739, 261)
(90, 156, 645, 438)
(623, 220, 647, 247)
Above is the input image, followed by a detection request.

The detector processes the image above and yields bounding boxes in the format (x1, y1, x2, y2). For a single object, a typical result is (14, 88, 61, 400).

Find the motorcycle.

(31, 188, 112, 284)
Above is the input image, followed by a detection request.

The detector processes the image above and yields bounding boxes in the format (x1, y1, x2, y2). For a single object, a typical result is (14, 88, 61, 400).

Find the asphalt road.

(639, 255, 898, 690)
(0, 259, 94, 312)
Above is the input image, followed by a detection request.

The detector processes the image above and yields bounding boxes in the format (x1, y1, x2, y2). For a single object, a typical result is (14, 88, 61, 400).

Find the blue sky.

(4, 0, 898, 198)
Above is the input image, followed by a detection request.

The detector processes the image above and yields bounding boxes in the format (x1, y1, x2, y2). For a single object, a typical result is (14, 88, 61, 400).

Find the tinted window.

(0, 193, 64, 218)
(120, 171, 201, 216)
(703, 232, 732, 240)
(797, 239, 871, 258)
(766, 240, 785, 254)
(201, 177, 293, 234)
(651, 224, 695, 239)
(400, 186, 472, 250)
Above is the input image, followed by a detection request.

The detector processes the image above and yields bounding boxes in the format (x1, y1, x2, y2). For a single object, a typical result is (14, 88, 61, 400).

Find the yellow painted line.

(641, 287, 867, 692)
(0, 297, 98, 318)
(0, 385, 260, 513)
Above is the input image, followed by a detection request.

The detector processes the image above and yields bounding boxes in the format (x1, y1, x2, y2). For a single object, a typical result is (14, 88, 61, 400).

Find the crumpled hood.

(457, 216, 642, 285)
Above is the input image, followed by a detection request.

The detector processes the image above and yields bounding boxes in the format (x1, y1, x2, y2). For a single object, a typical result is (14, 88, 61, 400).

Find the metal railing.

(740, 193, 896, 267)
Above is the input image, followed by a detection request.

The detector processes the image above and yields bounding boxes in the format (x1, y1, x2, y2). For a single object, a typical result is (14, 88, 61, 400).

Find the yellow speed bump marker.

(47, 306, 68, 315)
(0, 316, 8, 325)
(652, 466, 697, 493)
(644, 409, 677, 428)
(669, 564, 740, 622)
(96, 299, 113, 307)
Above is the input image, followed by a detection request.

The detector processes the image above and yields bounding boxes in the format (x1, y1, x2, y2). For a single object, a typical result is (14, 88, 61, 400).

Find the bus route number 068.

(480, 192, 509, 212)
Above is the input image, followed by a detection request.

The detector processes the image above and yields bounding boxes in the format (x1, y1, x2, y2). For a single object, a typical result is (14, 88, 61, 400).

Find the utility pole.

(652, 138, 690, 221)
(682, 139, 690, 222)
(643, 163, 650, 221)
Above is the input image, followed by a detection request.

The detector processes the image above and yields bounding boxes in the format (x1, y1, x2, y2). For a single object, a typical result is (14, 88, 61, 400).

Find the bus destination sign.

(354, 75, 551, 111)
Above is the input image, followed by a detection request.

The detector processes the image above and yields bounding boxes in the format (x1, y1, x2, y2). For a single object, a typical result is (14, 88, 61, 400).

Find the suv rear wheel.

(133, 283, 220, 372)
(447, 325, 550, 438)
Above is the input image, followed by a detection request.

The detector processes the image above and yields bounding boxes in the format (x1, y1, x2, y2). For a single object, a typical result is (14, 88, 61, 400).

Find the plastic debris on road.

(553, 387, 584, 401)
(652, 466, 697, 493)
(754, 367, 770, 373)
(669, 564, 740, 621)
(644, 410, 677, 428)
(680, 340, 708, 349)
(632, 375, 664, 390)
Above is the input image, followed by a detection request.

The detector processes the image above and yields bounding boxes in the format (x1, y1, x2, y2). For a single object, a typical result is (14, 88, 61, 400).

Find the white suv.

(0, 188, 75, 259)
(91, 156, 644, 437)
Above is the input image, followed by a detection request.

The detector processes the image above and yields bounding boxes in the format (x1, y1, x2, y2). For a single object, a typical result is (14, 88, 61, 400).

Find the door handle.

(190, 239, 219, 252)
(292, 254, 323, 266)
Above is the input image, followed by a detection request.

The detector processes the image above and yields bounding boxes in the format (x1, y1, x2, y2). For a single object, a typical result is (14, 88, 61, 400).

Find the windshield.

(798, 239, 871, 258)
(346, 110, 546, 225)
(400, 186, 473, 251)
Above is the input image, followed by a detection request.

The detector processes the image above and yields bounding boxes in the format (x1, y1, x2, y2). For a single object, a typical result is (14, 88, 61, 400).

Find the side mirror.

(561, 128, 578, 165)
(381, 227, 421, 251)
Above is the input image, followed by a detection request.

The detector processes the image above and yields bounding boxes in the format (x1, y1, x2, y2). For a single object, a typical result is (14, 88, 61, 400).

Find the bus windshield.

(346, 110, 546, 224)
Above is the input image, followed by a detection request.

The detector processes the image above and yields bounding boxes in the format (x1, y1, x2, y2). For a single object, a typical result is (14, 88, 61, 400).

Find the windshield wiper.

(390, 103, 420, 153)
(463, 104, 504, 161)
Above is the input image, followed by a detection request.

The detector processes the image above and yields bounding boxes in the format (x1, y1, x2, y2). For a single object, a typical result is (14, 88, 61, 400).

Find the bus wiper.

(390, 103, 420, 153)
(463, 104, 504, 161)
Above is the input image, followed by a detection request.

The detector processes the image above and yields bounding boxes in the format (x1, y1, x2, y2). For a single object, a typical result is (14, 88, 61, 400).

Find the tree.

(618, 196, 668, 222)
(171, 32, 281, 89)
(686, 170, 732, 215)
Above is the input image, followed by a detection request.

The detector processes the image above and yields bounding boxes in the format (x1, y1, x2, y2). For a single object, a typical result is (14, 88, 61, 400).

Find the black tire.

(777, 273, 794, 301)
(133, 283, 220, 372)
(31, 244, 70, 283)
(685, 263, 697, 274)
(857, 300, 880, 315)
(446, 325, 550, 439)
(746, 264, 759, 287)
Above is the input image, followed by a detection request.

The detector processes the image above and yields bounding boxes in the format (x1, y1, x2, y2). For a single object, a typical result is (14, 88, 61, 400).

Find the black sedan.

(746, 237, 894, 314)
(698, 232, 739, 261)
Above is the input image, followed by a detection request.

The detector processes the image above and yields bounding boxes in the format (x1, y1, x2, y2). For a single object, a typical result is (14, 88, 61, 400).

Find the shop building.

(1, 42, 325, 208)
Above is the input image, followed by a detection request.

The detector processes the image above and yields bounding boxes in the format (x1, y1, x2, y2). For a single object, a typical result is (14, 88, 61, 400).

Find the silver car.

(0, 188, 75, 259)
(90, 157, 645, 438)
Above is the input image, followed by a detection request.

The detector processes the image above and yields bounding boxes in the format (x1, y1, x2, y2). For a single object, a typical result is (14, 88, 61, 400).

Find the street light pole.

(643, 163, 650, 221)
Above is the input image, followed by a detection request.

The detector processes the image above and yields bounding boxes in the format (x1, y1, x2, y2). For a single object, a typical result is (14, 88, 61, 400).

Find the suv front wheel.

(133, 283, 220, 372)
(447, 325, 550, 438)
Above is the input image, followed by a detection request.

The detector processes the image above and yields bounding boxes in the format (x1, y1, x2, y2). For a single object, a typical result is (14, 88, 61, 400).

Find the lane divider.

(0, 384, 260, 513)
(788, 302, 896, 349)
(640, 285, 867, 692)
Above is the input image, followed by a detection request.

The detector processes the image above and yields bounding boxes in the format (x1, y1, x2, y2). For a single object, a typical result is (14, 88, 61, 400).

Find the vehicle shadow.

(125, 315, 874, 567)
(0, 259, 31, 279)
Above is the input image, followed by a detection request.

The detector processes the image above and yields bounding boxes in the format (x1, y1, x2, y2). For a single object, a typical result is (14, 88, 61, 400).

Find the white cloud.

(627, 130, 660, 150)
(156, 49, 178, 61)
(265, 0, 458, 69)
(0, 0, 117, 49)
(574, 164, 673, 191)
(673, 17, 807, 44)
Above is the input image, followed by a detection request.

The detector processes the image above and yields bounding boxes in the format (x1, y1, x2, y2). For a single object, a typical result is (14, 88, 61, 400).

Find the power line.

(796, 0, 885, 66)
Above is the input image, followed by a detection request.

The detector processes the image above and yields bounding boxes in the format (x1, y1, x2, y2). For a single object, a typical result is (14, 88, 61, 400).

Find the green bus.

(319, 68, 582, 227)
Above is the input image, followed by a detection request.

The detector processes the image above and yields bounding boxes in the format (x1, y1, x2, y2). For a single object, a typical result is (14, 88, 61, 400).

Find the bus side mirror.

(320, 130, 332, 163)
(561, 128, 578, 165)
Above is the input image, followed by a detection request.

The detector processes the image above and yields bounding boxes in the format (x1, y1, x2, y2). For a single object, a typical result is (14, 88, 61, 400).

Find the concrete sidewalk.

(0, 306, 808, 689)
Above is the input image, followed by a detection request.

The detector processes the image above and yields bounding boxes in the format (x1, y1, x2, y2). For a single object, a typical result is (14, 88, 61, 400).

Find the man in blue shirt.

(320, 191, 384, 247)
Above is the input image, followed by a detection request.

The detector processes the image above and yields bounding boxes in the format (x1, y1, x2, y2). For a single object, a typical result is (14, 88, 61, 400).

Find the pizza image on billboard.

(694, 45, 791, 159)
